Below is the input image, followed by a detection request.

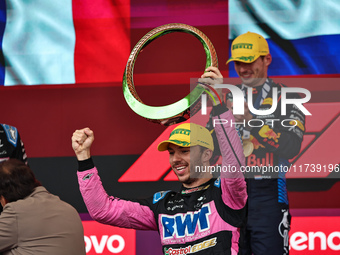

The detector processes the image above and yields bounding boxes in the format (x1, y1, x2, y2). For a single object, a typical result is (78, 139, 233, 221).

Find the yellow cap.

(157, 123, 214, 151)
(226, 31, 269, 64)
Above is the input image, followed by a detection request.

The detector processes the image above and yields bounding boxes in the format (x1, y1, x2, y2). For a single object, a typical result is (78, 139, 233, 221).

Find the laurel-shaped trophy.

(123, 23, 218, 126)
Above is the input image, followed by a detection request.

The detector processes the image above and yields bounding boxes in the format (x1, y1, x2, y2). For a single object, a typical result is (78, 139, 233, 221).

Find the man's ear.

(202, 149, 213, 163)
(0, 195, 8, 207)
(264, 53, 272, 67)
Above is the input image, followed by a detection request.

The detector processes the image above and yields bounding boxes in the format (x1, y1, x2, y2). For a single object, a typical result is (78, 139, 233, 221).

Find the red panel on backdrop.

(118, 123, 175, 182)
(72, 0, 130, 83)
(0, 84, 170, 158)
(291, 115, 339, 178)
(288, 183, 340, 209)
(83, 221, 136, 255)
(288, 103, 340, 178)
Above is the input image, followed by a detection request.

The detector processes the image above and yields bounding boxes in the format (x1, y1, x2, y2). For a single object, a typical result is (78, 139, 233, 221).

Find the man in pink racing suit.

(72, 101, 247, 254)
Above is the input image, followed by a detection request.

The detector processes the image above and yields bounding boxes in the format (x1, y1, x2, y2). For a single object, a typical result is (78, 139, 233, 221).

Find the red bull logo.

(250, 135, 265, 150)
(259, 125, 281, 143)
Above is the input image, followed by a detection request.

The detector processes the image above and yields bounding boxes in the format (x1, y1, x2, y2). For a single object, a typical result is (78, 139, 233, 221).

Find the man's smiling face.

(168, 144, 203, 187)
(234, 54, 271, 87)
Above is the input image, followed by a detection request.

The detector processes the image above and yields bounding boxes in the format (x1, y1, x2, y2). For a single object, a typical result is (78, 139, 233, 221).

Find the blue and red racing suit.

(226, 78, 305, 255)
(77, 107, 247, 255)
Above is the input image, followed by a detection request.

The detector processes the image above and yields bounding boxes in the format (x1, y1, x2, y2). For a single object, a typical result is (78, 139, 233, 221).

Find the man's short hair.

(0, 159, 41, 203)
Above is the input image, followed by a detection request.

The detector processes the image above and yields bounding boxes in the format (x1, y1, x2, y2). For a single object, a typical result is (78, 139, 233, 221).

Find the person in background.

(200, 32, 305, 255)
(0, 124, 29, 214)
(0, 159, 86, 255)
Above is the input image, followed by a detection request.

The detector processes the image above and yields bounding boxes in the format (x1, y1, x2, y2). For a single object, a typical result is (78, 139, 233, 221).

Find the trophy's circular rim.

(122, 23, 218, 125)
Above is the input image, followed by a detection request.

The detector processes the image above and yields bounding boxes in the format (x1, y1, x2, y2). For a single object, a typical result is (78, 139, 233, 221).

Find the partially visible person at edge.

(0, 159, 86, 255)
(0, 124, 28, 214)
(200, 32, 305, 255)
(0, 124, 28, 164)
(72, 91, 248, 254)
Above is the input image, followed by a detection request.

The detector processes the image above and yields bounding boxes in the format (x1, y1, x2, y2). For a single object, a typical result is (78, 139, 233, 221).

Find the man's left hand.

(198, 66, 223, 105)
